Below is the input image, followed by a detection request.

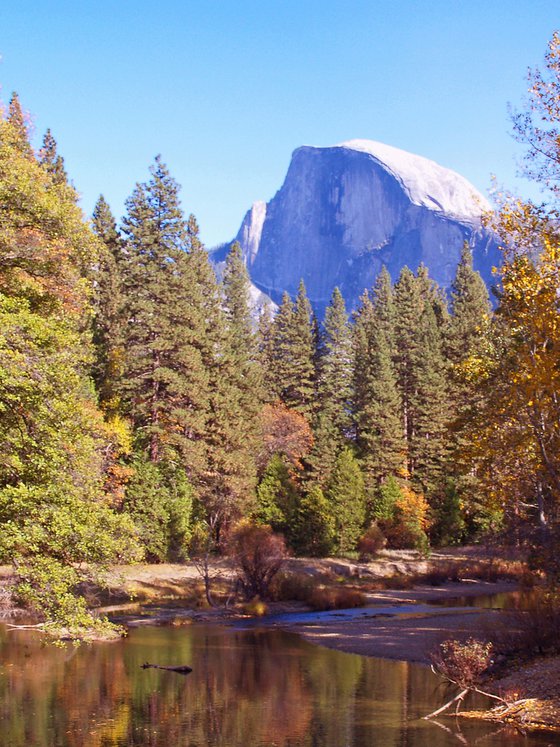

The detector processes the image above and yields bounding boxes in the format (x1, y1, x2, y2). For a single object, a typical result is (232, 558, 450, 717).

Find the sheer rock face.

(218, 141, 500, 314)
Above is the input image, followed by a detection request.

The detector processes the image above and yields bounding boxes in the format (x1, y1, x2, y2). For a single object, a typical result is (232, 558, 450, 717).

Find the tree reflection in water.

(0, 623, 551, 746)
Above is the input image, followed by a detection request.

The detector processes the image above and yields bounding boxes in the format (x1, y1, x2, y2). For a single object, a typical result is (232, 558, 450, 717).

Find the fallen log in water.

(141, 662, 193, 675)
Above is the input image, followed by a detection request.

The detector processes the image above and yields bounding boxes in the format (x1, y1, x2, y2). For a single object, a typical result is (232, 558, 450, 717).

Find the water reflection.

(0, 623, 553, 746)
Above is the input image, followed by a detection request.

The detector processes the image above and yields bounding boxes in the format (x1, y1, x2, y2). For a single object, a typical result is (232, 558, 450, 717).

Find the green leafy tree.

(123, 458, 171, 561)
(123, 458, 193, 562)
(0, 111, 139, 634)
(370, 475, 401, 522)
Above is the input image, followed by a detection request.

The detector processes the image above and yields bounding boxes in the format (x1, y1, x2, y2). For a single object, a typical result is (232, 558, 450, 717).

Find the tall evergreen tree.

(409, 296, 449, 495)
(354, 293, 406, 496)
(308, 287, 353, 486)
(317, 287, 353, 438)
(326, 447, 366, 553)
(6, 92, 31, 157)
(264, 282, 317, 419)
(448, 243, 492, 367)
(200, 240, 262, 529)
(120, 169, 246, 544)
(91, 195, 124, 412)
(38, 129, 68, 185)
(269, 281, 317, 418)
(257, 301, 277, 402)
(222, 242, 261, 391)
(394, 266, 449, 496)
(353, 285, 404, 503)
(120, 155, 192, 464)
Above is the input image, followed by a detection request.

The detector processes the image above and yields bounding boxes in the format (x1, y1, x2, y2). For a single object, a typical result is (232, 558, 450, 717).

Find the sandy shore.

(273, 581, 517, 664)
(269, 582, 560, 732)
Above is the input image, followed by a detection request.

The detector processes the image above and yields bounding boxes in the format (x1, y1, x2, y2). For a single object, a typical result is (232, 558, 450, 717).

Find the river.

(0, 620, 555, 746)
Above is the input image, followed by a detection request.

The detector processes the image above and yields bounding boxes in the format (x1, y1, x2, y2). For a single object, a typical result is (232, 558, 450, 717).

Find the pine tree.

(353, 277, 404, 501)
(121, 167, 251, 541)
(6, 92, 32, 157)
(394, 266, 449, 496)
(257, 301, 277, 401)
(371, 266, 396, 344)
(222, 241, 262, 407)
(448, 243, 491, 370)
(410, 297, 449, 494)
(394, 266, 422, 465)
(317, 287, 353, 439)
(267, 282, 317, 419)
(38, 128, 68, 185)
(326, 447, 366, 553)
(268, 291, 294, 400)
(91, 195, 124, 412)
(290, 280, 317, 418)
(201, 238, 260, 529)
(308, 287, 353, 486)
(292, 485, 336, 557)
(120, 155, 192, 464)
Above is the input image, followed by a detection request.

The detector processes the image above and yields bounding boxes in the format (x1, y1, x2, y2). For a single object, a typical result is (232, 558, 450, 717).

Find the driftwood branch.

(423, 688, 469, 719)
(141, 662, 192, 675)
(6, 623, 46, 631)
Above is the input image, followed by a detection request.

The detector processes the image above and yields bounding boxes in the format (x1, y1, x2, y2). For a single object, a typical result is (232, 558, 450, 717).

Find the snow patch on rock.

(337, 139, 490, 221)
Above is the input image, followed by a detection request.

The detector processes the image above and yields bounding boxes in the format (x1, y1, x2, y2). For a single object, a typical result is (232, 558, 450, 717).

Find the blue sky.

(0, 2, 557, 246)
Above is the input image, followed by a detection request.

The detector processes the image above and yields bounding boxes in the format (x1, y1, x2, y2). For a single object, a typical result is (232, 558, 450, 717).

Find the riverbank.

(268, 583, 560, 734)
(5, 548, 559, 732)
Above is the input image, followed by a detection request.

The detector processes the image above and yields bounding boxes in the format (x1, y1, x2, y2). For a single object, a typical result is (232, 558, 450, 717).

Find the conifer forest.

(1, 33, 560, 636)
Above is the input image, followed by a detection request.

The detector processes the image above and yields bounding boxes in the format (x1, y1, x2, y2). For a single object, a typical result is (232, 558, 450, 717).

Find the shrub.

(431, 638, 493, 689)
(242, 597, 269, 616)
(270, 571, 317, 602)
(308, 586, 367, 611)
(375, 482, 430, 555)
(255, 454, 299, 535)
(419, 561, 463, 585)
(357, 523, 386, 561)
(381, 520, 430, 554)
(228, 521, 288, 600)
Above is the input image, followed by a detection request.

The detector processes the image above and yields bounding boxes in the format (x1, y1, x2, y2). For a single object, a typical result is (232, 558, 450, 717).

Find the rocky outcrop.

(216, 140, 499, 314)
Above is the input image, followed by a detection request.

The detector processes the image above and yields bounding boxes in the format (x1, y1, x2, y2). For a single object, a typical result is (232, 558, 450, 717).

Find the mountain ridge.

(212, 140, 499, 314)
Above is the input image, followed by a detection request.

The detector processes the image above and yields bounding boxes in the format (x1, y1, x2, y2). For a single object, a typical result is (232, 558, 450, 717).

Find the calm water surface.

(0, 622, 555, 747)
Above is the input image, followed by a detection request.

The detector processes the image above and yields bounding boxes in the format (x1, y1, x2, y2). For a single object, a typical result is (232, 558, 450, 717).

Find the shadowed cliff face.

(222, 142, 500, 314)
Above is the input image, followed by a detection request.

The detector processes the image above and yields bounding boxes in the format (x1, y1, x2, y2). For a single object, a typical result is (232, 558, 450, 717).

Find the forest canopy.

(1, 31, 560, 633)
